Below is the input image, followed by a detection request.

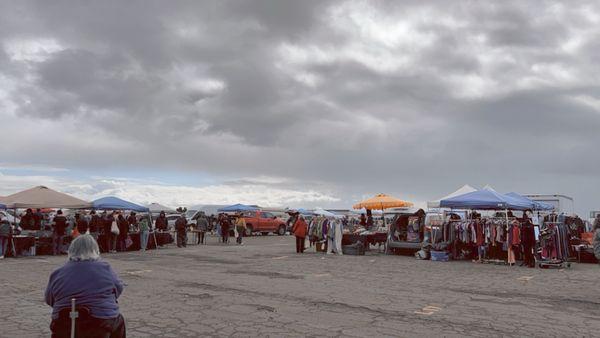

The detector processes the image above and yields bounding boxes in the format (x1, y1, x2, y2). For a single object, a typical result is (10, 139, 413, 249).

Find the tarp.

(2, 186, 92, 209)
(505, 192, 554, 211)
(0, 203, 5, 210)
(427, 185, 477, 209)
(147, 202, 175, 213)
(92, 196, 149, 212)
(217, 203, 260, 212)
(440, 189, 529, 210)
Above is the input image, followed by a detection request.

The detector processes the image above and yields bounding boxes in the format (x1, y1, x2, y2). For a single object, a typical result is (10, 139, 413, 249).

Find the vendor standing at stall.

(155, 211, 168, 232)
(52, 210, 67, 255)
(20, 208, 35, 230)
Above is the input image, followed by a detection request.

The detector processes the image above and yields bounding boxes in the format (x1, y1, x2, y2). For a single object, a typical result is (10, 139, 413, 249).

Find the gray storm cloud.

(0, 0, 599, 213)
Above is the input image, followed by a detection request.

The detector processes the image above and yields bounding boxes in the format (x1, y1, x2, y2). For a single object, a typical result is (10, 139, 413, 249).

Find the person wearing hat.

(175, 213, 188, 248)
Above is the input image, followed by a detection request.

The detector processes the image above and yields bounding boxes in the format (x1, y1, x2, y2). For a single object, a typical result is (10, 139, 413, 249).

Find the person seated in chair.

(45, 234, 126, 338)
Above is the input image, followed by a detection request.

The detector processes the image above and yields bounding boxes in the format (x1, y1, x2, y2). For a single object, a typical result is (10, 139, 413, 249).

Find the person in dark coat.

(103, 212, 117, 253)
(20, 208, 35, 230)
(52, 210, 67, 255)
(219, 214, 230, 244)
(175, 214, 187, 248)
(116, 213, 129, 252)
(155, 211, 168, 232)
(520, 219, 536, 268)
(33, 209, 43, 230)
(75, 213, 89, 235)
(89, 210, 102, 240)
(127, 212, 138, 232)
(196, 216, 208, 244)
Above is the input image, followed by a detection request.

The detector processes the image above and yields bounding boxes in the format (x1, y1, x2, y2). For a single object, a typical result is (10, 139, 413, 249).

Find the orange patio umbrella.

(353, 194, 413, 227)
(353, 193, 413, 210)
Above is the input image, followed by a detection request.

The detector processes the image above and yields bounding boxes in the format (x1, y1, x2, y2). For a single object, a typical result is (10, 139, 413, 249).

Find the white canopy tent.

(2, 185, 92, 209)
(147, 202, 175, 213)
(427, 184, 477, 209)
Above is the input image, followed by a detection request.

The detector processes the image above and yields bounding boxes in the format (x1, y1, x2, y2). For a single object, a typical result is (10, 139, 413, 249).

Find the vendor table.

(97, 232, 173, 252)
(342, 232, 387, 248)
(6, 235, 36, 257)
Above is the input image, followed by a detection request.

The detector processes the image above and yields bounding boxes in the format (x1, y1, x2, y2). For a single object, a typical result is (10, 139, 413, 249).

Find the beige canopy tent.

(147, 202, 175, 213)
(2, 185, 92, 209)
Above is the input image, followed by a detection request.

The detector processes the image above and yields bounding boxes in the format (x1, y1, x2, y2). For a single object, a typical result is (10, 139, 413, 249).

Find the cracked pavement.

(1, 235, 599, 337)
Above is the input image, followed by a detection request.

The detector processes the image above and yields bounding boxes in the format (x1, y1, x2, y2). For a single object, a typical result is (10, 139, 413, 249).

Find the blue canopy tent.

(505, 192, 554, 211)
(440, 189, 530, 210)
(0, 203, 6, 210)
(217, 204, 260, 212)
(92, 196, 149, 212)
(296, 208, 314, 216)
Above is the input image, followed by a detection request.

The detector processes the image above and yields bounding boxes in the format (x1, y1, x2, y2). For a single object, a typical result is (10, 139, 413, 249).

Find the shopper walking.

(235, 213, 246, 245)
(139, 214, 150, 251)
(593, 215, 600, 264)
(219, 214, 230, 244)
(52, 210, 67, 255)
(197, 216, 208, 244)
(291, 212, 308, 253)
(175, 214, 187, 248)
(0, 216, 11, 259)
(45, 234, 126, 338)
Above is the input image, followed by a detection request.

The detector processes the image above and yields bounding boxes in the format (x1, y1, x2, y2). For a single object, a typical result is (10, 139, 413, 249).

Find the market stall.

(91, 196, 171, 251)
(345, 194, 414, 251)
(1, 186, 92, 257)
(435, 188, 569, 265)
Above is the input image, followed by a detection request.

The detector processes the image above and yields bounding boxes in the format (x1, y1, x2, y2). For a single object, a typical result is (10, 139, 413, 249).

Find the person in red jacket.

(291, 212, 308, 253)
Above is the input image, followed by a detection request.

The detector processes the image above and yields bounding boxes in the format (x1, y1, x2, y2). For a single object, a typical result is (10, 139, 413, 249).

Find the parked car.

(240, 211, 287, 236)
(385, 209, 426, 255)
(185, 210, 212, 231)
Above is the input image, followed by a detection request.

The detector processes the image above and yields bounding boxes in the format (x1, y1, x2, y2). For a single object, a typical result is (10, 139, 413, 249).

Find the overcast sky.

(1, 1, 599, 214)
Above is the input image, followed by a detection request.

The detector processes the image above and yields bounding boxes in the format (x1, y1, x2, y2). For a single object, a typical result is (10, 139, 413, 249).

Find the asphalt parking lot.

(1, 234, 599, 337)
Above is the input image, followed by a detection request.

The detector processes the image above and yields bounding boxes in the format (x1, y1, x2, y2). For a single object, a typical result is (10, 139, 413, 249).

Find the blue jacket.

(45, 260, 124, 319)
